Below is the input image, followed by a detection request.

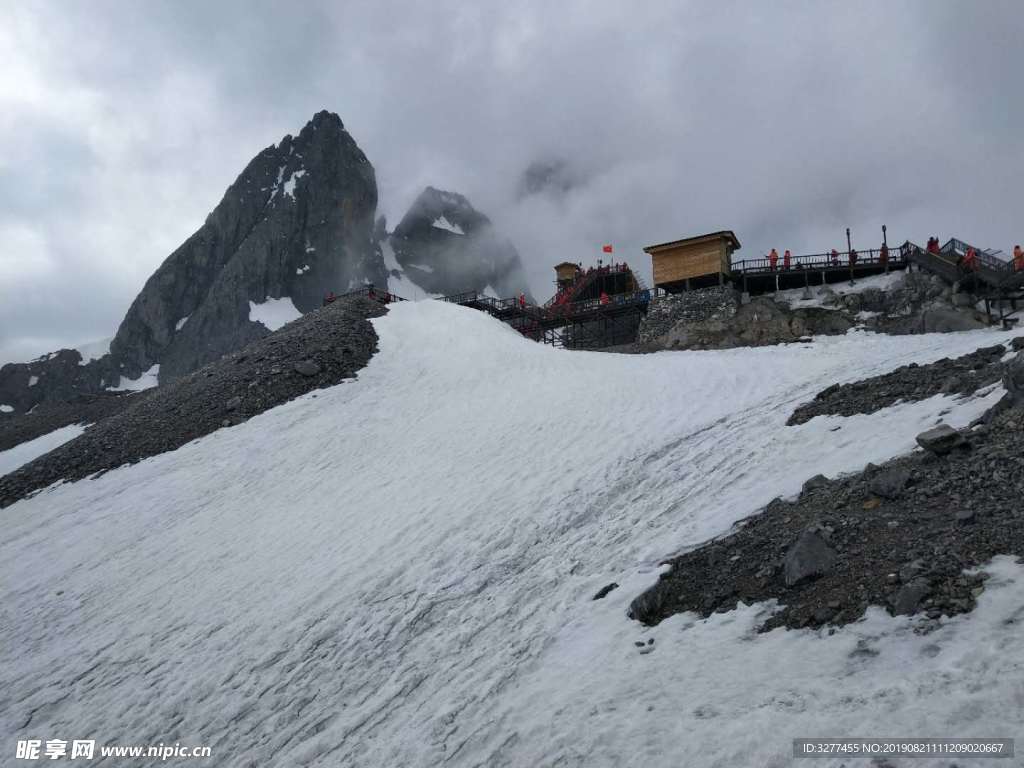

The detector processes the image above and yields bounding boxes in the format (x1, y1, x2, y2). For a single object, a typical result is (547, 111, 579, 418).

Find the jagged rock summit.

(111, 110, 386, 381)
(387, 186, 533, 300)
(1, 111, 387, 413)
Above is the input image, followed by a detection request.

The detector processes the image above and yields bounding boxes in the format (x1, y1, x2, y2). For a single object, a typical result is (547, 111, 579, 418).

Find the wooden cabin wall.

(652, 241, 727, 285)
(555, 265, 580, 282)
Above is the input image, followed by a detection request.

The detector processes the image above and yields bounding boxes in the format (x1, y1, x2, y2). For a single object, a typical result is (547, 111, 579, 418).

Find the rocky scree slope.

(0, 392, 140, 452)
(0, 296, 385, 508)
(627, 342, 1024, 632)
(788, 342, 1015, 424)
(388, 186, 534, 301)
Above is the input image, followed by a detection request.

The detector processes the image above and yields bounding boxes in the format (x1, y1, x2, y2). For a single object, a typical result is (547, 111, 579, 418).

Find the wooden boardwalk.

(731, 246, 908, 294)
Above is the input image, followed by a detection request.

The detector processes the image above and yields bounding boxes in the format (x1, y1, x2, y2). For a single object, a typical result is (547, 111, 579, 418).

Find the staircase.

(905, 239, 1024, 327)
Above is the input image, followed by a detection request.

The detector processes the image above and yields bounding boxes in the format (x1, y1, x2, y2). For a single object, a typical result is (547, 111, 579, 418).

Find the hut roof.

(553, 261, 581, 269)
(643, 230, 741, 254)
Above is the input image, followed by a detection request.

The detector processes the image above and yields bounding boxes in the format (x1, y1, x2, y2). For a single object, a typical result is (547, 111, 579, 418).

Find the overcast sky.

(1, 0, 1021, 363)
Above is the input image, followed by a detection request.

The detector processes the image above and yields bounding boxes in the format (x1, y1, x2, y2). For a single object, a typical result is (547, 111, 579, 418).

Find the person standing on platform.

(783, 249, 792, 269)
(963, 247, 978, 272)
(769, 248, 779, 270)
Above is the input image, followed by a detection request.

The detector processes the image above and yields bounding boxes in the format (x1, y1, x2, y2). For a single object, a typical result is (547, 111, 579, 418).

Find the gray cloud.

(2, 0, 1022, 362)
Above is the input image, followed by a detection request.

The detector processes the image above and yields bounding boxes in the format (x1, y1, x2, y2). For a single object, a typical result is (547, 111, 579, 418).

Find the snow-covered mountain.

(386, 186, 534, 301)
(4, 301, 1022, 766)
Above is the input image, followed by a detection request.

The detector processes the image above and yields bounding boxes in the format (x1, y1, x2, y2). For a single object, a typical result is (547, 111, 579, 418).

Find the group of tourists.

(767, 245, 880, 270)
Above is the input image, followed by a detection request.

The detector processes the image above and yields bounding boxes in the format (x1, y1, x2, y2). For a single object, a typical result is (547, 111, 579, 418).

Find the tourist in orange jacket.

(783, 250, 792, 269)
(769, 248, 778, 270)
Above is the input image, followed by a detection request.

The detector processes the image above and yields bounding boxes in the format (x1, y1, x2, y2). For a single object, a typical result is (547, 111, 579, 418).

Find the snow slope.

(0, 423, 88, 477)
(249, 297, 302, 331)
(107, 363, 160, 392)
(3, 302, 1024, 767)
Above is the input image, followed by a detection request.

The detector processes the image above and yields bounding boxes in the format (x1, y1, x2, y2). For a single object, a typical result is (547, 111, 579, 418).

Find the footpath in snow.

(2, 300, 1023, 767)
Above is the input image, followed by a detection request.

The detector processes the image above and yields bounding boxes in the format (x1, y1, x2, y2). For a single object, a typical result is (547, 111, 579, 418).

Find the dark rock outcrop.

(0, 349, 118, 417)
(389, 186, 533, 300)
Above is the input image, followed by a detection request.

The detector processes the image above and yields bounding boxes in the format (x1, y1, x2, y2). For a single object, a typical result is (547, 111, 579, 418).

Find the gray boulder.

(919, 308, 986, 333)
(293, 360, 321, 377)
(1002, 353, 1024, 406)
(802, 474, 830, 494)
(915, 424, 964, 455)
(869, 467, 911, 499)
(892, 578, 931, 615)
(784, 530, 838, 587)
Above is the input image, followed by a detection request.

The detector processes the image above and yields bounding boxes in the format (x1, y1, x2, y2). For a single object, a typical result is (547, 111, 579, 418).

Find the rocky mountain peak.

(109, 110, 385, 382)
(388, 186, 534, 300)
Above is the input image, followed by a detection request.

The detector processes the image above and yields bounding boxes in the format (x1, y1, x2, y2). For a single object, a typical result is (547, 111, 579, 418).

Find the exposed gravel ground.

(0, 296, 385, 508)
(787, 341, 1016, 425)
(629, 347, 1024, 633)
(0, 392, 141, 452)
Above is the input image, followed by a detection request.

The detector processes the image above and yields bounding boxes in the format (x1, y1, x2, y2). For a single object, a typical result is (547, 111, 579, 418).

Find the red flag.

(602, 244, 613, 253)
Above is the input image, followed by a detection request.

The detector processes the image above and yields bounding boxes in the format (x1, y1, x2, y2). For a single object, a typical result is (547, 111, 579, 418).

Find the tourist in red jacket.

(769, 248, 778, 270)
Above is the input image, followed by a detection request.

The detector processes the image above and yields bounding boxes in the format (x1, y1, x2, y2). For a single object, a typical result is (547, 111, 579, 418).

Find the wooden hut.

(643, 231, 741, 293)
(554, 261, 582, 288)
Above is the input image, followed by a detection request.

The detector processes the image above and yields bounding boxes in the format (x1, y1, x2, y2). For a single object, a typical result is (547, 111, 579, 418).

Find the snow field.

(2, 300, 1023, 767)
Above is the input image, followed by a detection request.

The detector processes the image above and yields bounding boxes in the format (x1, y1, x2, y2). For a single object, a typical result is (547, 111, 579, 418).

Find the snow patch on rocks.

(432, 215, 464, 235)
(108, 364, 160, 392)
(249, 297, 302, 332)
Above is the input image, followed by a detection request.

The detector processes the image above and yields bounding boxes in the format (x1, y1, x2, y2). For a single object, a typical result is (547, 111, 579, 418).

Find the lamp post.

(847, 227, 854, 285)
(882, 224, 889, 273)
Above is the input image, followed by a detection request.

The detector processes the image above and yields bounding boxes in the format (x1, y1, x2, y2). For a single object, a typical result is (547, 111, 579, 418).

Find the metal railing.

(732, 247, 904, 275)
(940, 238, 1012, 275)
(543, 263, 635, 308)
